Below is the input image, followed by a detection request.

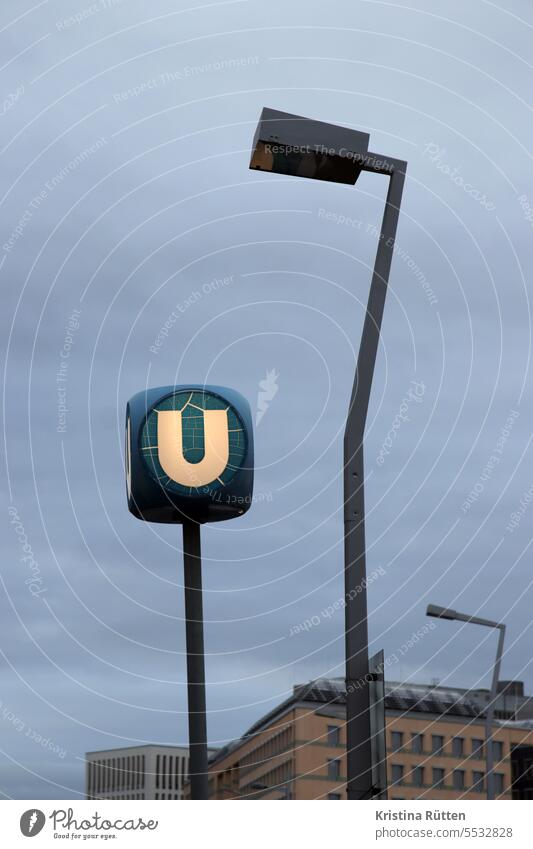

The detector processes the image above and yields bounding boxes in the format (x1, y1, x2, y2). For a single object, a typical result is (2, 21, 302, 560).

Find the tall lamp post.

(250, 108, 407, 800)
(426, 603, 506, 800)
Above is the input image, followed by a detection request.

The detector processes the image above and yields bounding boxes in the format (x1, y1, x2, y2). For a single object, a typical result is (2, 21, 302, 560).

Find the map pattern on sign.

(141, 390, 247, 497)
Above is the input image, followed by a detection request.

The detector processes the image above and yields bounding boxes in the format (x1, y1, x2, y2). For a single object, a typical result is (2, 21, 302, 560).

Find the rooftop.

(209, 677, 532, 767)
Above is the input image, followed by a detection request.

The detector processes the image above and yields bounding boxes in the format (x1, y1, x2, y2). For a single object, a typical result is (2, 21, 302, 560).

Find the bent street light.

(426, 603, 506, 800)
(126, 385, 254, 799)
(250, 108, 407, 800)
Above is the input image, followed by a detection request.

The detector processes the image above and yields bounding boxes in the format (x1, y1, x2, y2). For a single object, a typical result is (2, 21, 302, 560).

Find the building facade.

(86, 745, 190, 800)
(206, 679, 533, 800)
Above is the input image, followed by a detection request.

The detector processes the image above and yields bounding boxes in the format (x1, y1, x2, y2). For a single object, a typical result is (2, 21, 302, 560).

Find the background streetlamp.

(250, 108, 407, 800)
(426, 603, 506, 800)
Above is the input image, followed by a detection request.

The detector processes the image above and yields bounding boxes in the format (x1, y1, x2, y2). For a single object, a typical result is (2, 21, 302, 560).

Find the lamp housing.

(249, 107, 370, 185)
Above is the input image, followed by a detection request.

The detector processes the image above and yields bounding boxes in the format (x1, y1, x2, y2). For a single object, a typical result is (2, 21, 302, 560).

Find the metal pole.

(344, 159, 406, 800)
(182, 518, 209, 800)
(485, 624, 506, 800)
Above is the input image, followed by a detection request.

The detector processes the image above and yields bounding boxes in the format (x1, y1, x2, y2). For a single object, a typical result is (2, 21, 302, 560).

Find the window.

(452, 737, 464, 757)
(327, 725, 340, 746)
(472, 771, 485, 792)
(412, 766, 424, 787)
(472, 738, 484, 759)
(391, 764, 404, 786)
(453, 770, 465, 791)
(411, 733, 423, 754)
(494, 773, 505, 796)
(391, 731, 403, 752)
(327, 759, 340, 780)
(328, 793, 341, 800)
(432, 767, 445, 789)
(492, 741, 504, 761)
(432, 735, 444, 755)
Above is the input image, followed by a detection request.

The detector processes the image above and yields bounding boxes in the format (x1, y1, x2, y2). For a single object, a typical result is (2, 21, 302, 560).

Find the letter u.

(157, 409, 229, 486)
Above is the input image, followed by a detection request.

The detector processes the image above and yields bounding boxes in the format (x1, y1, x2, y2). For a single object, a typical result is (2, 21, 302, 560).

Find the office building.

(206, 678, 533, 800)
(86, 744, 190, 800)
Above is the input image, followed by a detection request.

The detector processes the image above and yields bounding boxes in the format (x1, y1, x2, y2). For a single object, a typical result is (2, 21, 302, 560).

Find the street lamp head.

(249, 107, 370, 185)
(426, 603, 458, 621)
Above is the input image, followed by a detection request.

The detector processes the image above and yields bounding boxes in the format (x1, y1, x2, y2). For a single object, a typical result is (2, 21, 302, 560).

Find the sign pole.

(182, 518, 209, 800)
(126, 385, 254, 801)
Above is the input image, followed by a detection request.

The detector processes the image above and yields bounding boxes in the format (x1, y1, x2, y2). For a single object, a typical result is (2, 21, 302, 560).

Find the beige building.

(206, 679, 533, 800)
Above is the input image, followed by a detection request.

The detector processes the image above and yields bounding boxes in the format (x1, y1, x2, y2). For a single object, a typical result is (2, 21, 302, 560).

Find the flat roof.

(86, 744, 217, 756)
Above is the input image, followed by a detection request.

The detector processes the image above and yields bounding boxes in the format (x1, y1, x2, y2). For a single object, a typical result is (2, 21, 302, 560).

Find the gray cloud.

(1, 0, 533, 798)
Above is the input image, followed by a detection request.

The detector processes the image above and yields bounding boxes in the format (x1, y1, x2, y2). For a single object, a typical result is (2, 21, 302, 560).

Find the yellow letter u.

(156, 409, 229, 487)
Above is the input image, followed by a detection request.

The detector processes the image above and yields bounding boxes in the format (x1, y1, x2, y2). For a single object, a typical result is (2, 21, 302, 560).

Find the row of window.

(88, 755, 145, 795)
(155, 754, 188, 791)
(154, 793, 182, 799)
(391, 764, 505, 794)
(390, 731, 504, 761)
(240, 726, 293, 775)
(241, 758, 293, 797)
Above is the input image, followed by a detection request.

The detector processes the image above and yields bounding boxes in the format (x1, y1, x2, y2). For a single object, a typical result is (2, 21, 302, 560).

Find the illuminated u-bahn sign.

(126, 385, 254, 523)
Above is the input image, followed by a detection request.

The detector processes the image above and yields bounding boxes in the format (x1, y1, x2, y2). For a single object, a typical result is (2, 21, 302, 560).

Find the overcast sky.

(1, 0, 533, 799)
